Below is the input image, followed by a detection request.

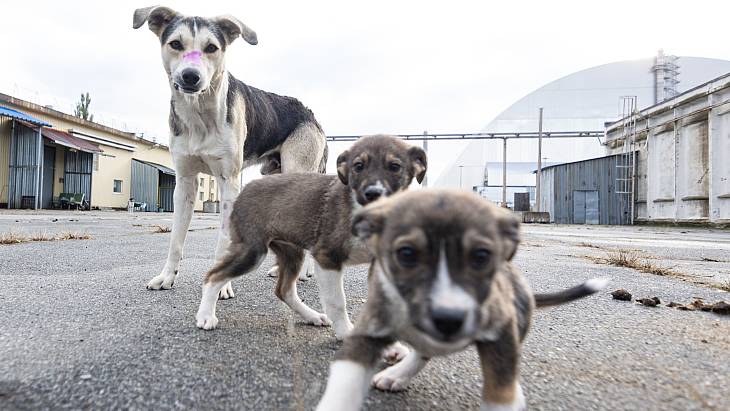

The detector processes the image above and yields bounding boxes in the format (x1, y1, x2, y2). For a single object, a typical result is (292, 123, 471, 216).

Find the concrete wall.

(605, 73, 730, 224)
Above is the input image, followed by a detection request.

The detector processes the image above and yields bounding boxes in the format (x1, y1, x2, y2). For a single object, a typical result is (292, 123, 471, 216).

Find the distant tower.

(652, 49, 680, 103)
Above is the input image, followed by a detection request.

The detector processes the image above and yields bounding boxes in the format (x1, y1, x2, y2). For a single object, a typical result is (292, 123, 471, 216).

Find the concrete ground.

(0, 210, 728, 411)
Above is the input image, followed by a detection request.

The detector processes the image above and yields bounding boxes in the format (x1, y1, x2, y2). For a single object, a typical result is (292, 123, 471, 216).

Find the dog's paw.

(333, 320, 355, 341)
(382, 341, 409, 364)
(480, 383, 526, 411)
(218, 282, 235, 300)
(303, 312, 332, 327)
(196, 313, 219, 330)
(146, 272, 176, 290)
(267, 265, 279, 277)
(372, 366, 412, 392)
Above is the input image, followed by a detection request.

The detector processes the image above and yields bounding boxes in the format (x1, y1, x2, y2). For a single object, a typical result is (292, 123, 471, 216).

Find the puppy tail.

(534, 278, 609, 308)
(205, 246, 264, 283)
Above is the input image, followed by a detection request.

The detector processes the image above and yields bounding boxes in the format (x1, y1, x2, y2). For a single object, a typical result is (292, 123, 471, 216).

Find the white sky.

(2, 0, 730, 179)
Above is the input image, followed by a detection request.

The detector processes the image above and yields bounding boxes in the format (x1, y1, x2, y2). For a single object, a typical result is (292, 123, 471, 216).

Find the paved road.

(0, 210, 728, 410)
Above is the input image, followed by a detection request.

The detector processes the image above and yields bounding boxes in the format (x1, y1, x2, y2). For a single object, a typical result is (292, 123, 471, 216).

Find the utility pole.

(502, 138, 507, 207)
(536, 107, 543, 211)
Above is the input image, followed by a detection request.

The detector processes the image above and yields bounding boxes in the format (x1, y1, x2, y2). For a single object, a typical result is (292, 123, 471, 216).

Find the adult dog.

(133, 6, 327, 299)
(196, 135, 426, 346)
(316, 189, 608, 411)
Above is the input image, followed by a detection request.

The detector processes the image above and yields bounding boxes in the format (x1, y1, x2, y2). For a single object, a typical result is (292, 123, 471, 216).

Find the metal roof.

(41, 127, 103, 153)
(133, 159, 176, 176)
(0, 105, 51, 127)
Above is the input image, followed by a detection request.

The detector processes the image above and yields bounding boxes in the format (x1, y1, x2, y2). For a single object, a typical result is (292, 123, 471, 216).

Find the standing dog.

(195, 135, 426, 343)
(133, 6, 327, 299)
(316, 189, 608, 411)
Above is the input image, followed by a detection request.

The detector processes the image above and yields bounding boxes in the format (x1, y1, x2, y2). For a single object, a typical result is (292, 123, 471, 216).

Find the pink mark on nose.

(183, 50, 202, 64)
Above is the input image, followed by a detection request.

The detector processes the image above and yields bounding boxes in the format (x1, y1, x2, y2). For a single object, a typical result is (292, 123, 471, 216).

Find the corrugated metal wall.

(64, 150, 93, 207)
(131, 160, 159, 212)
(158, 173, 175, 212)
(8, 122, 40, 208)
(544, 153, 632, 225)
(0, 117, 12, 205)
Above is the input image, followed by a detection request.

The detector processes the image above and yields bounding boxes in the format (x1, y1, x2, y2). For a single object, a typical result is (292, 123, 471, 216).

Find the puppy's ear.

(408, 146, 428, 184)
(133, 6, 178, 36)
(351, 199, 392, 241)
(336, 150, 350, 185)
(498, 210, 521, 260)
(215, 15, 258, 45)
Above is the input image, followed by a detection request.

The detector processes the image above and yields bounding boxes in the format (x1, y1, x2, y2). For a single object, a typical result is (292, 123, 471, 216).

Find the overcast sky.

(3, 0, 730, 178)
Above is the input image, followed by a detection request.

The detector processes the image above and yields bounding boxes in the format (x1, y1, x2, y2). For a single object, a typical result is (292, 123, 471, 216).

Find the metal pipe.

(8, 120, 15, 209)
(536, 108, 543, 211)
(502, 138, 507, 207)
(326, 130, 603, 142)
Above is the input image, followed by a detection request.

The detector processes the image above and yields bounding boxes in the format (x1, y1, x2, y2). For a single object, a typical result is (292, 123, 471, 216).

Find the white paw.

(218, 282, 235, 300)
(267, 265, 279, 277)
(196, 312, 219, 330)
(372, 366, 412, 392)
(303, 312, 332, 327)
(383, 341, 410, 364)
(333, 320, 355, 341)
(146, 272, 176, 290)
(480, 383, 526, 411)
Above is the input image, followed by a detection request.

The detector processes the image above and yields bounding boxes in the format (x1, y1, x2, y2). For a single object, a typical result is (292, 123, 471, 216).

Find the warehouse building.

(0, 93, 215, 212)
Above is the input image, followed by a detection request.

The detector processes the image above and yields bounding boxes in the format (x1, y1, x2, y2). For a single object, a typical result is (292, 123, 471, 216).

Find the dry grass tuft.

(713, 281, 730, 292)
(0, 231, 92, 245)
(151, 225, 172, 233)
(578, 242, 602, 249)
(589, 249, 679, 277)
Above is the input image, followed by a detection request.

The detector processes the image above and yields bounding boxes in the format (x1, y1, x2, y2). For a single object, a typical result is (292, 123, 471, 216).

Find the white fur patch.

(585, 277, 610, 292)
(315, 265, 353, 340)
(480, 382, 526, 411)
(316, 361, 372, 411)
(372, 349, 427, 392)
(431, 247, 477, 312)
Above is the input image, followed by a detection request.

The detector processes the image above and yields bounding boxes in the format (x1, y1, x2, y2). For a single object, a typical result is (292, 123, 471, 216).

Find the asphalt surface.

(0, 210, 728, 410)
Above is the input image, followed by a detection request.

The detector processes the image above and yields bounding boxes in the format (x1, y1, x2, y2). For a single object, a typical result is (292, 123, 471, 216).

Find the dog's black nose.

(363, 187, 384, 202)
(181, 69, 201, 87)
(430, 307, 466, 338)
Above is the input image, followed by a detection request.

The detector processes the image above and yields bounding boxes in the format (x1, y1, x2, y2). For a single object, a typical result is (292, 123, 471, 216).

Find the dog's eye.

(470, 249, 491, 269)
(204, 44, 219, 53)
(395, 246, 418, 267)
(169, 40, 183, 51)
(389, 163, 402, 173)
(353, 162, 364, 173)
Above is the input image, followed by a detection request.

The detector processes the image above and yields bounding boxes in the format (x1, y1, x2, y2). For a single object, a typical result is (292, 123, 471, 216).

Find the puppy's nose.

(430, 307, 466, 338)
(181, 68, 201, 87)
(363, 186, 384, 202)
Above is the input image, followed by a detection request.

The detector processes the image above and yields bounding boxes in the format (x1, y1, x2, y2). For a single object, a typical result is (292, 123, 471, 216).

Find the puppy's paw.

(372, 367, 412, 392)
(382, 341, 409, 364)
(196, 313, 219, 330)
(218, 282, 235, 300)
(333, 320, 354, 341)
(303, 312, 332, 327)
(146, 272, 176, 290)
(480, 383, 526, 411)
(267, 265, 279, 277)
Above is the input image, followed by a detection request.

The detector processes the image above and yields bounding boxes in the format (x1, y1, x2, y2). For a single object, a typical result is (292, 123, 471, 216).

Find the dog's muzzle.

(175, 68, 203, 93)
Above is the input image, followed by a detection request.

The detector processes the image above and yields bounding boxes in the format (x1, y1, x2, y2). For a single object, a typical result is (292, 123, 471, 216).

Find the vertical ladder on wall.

(616, 96, 637, 225)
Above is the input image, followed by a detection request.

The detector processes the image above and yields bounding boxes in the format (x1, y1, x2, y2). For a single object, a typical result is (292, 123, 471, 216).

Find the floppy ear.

(497, 210, 521, 260)
(336, 150, 349, 185)
(215, 15, 258, 45)
(408, 146, 427, 184)
(351, 199, 392, 242)
(133, 6, 178, 37)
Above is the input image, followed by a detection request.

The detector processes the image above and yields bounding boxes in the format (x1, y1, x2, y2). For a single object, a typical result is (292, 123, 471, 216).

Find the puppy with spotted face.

(316, 189, 608, 411)
(196, 135, 426, 348)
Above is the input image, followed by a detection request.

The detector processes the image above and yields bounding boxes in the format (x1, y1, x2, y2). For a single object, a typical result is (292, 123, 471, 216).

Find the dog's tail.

(534, 278, 609, 308)
(205, 245, 265, 283)
(318, 144, 329, 174)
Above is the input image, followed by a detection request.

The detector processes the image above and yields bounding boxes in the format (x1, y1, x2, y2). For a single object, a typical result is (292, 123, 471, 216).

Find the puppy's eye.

(204, 44, 219, 53)
(169, 40, 183, 51)
(353, 162, 364, 173)
(395, 246, 418, 267)
(389, 163, 402, 173)
(470, 249, 491, 269)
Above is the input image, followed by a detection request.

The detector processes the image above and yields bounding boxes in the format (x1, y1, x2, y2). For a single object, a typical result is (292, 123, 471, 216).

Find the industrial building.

(0, 93, 215, 212)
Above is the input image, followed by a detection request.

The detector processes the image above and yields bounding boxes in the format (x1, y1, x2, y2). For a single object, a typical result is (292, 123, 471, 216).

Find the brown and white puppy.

(195, 135, 427, 343)
(316, 189, 608, 411)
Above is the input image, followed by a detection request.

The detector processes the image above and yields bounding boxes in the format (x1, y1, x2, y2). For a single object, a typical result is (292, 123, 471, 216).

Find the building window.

(113, 179, 122, 193)
(200, 177, 204, 186)
(199, 191, 204, 201)
(210, 179, 215, 190)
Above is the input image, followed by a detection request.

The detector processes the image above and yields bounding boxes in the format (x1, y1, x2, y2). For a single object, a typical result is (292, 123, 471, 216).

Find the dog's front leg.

(372, 349, 428, 391)
(147, 175, 198, 290)
(314, 264, 353, 340)
(476, 325, 526, 411)
(316, 335, 393, 411)
(212, 175, 241, 300)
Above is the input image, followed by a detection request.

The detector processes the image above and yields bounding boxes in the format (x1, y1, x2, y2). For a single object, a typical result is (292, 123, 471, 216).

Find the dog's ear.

(336, 150, 350, 185)
(133, 6, 178, 36)
(215, 15, 258, 45)
(408, 146, 428, 184)
(497, 210, 521, 260)
(351, 199, 392, 241)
